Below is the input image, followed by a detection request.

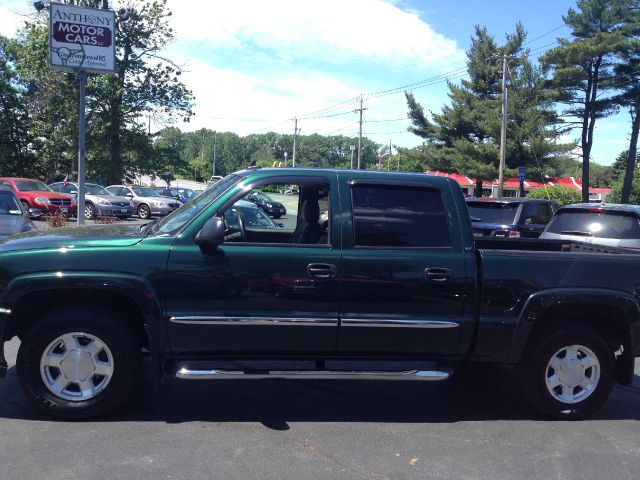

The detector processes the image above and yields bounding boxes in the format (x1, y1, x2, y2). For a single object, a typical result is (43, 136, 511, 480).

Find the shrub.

(45, 212, 69, 228)
(527, 185, 582, 207)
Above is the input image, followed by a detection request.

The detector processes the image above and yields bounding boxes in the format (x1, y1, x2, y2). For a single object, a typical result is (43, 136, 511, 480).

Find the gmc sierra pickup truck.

(0, 168, 639, 419)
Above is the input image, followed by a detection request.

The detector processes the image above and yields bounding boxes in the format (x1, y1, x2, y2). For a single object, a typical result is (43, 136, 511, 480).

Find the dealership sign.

(49, 3, 116, 74)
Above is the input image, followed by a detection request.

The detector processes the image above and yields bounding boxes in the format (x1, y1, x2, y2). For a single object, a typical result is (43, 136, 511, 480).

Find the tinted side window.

(351, 185, 450, 247)
(523, 203, 553, 224)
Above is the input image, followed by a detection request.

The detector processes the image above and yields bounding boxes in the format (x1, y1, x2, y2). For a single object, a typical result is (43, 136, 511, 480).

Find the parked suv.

(49, 182, 134, 220)
(541, 203, 640, 249)
(106, 185, 181, 219)
(466, 198, 558, 238)
(0, 177, 77, 217)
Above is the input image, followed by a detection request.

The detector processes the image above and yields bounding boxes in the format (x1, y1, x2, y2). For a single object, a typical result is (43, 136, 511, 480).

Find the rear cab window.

(351, 184, 450, 247)
(466, 201, 519, 225)
(546, 209, 640, 239)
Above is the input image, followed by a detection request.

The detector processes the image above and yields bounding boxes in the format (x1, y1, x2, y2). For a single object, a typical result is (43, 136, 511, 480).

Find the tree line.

(0, 0, 638, 201)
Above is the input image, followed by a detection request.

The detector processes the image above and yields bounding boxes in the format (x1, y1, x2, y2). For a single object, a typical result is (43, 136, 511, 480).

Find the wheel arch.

(3, 272, 166, 355)
(509, 289, 640, 385)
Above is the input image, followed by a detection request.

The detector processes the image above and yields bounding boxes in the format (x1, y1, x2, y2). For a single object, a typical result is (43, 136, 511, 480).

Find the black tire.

(16, 307, 140, 419)
(84, 202, 95, 219)
(137, 204, 151, 219)
(21, 201, 29, 212)
(519, 322, 614, 419)
(272, 213, 281, 219)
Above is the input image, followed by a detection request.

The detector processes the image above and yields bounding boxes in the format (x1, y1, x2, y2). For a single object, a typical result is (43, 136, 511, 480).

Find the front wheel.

(137, 204, 151, 219)
(520, 322, 614, 419)
(16, 308, 140, 419)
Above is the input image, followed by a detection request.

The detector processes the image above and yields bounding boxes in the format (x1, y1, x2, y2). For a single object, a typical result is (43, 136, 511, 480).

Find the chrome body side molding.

(340, 318, 459, 328)
(169, 316, 337, 326)
(175, 367, 451, 381)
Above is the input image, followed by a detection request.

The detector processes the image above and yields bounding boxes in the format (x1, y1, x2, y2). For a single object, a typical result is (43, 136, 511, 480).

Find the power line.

(523, 24, 567, 47)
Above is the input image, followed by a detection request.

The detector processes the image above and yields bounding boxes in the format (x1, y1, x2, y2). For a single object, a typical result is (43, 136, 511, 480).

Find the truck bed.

(474, 237, 637, 254)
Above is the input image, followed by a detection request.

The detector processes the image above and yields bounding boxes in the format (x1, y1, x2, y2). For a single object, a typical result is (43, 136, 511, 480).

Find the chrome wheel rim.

(545, 344, 600, 404)
(40, 332, 114, 401)
(84, 203, 94, 219)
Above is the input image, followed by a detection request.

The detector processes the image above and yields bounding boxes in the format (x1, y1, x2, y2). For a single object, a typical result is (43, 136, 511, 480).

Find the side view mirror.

(126, 193, 134, 198)
(28, 207, 42, 219)
(194, 217, 225, 251)
(70, 190, 78, 194)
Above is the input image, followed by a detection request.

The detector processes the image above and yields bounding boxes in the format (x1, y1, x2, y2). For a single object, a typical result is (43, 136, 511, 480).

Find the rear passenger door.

(337, 179, 470, 355)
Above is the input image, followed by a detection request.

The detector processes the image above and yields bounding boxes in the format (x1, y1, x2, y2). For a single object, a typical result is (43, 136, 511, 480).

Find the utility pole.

(355, 95, 367, 169)
(349, 145, 355, 169)
(495, 53, 516, 198)
(292, 117, 300, 167)
(388, 139, 392, 171)
(212, 131, 217, 176)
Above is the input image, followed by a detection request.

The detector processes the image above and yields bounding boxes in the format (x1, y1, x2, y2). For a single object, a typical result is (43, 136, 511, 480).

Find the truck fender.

(1, 271, 168, 384)
(508, 288, 640, 384)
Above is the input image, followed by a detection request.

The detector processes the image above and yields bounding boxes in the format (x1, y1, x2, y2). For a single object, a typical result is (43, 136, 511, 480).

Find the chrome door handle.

(307, 263, 337, 278)
(425, 267, 452, 282)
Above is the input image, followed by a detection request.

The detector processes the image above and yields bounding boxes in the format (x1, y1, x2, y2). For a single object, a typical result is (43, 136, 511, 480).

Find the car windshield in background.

(14, 180, 51, 192)
(178, 189, 196, 198)
(132, 187, 160, 197)
(152, 174, 241, 235)
(86, 184, 111, 195)
(466, 202, 519, 224)
(0, 192, 22, 215)
(545, 210, 640, 239)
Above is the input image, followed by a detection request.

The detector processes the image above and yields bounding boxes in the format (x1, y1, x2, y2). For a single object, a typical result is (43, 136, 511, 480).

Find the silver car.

(106, 185, 182, 219)
(49, 182, 134, 220)
(540, 203, 640, 249)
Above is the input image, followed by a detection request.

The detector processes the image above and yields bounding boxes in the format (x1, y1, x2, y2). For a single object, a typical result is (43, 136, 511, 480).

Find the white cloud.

(0, 0, 31, 37)
(166, 0, 464, 70)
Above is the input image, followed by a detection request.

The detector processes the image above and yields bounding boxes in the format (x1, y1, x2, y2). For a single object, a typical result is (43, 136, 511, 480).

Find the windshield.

(466, 202, 519, 224)
(14, 180, 51, 192)
(225, 204, 278, 229)
(253, 191, 273, 202)
(178, 189, 196, 198)
(86, 184, 111, 195)
(132, 187, 160, 197)
(546, 210, 640, 239)
(0, 191, 22, 215)
(152, 174, 241, 235)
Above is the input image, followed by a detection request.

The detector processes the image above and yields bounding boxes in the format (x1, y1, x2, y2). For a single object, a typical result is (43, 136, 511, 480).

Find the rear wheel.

(137, 204, 151, 219)
(520, 322, 614, 419)
(17, 308, 140, 419)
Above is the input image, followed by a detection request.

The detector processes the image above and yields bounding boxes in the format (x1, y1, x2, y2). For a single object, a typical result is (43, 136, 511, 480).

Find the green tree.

(527, 185, 582, 206)
(0, 35, 31, 176)
(406, 24, 569, 195)
(542, 0, 627, 201)
(612, 1, 640, 203)
(11, 0, 194, 184)
(607, 173, 640, 204)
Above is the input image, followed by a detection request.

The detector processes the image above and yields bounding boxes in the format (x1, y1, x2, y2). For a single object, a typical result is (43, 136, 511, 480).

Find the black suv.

(466, 198, 558, 238)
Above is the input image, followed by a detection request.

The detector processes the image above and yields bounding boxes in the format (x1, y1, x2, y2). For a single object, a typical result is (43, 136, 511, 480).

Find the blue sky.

(0, 0, 631, 166)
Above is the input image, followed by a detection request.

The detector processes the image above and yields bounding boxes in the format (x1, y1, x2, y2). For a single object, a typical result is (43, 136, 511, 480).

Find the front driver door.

(164, 174, 342, 355)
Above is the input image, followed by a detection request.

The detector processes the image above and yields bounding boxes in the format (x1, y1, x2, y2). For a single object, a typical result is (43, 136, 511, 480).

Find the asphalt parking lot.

(0, 337, 639, 480)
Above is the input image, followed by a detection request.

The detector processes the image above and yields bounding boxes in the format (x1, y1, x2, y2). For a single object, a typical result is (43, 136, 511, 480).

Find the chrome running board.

(175, 367, 451, 381)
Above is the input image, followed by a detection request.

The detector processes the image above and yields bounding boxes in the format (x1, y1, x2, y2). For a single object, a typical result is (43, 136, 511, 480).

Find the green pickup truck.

(0, 168, 639, 419)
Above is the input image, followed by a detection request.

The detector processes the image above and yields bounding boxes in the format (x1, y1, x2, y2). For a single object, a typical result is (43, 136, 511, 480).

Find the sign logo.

(49, 3, 116, 74)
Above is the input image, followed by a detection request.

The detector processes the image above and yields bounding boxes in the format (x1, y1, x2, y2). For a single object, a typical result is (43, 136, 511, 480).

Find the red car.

(0, 177, 77, 216)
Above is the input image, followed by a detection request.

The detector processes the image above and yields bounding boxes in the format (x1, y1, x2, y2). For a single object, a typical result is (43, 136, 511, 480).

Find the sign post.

(49, 3, 116, 224)
(518, 166, 526, 198)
